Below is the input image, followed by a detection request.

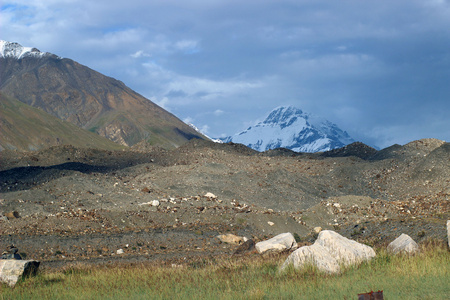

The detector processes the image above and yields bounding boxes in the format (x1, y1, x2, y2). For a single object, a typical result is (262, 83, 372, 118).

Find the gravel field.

(1, 139, 448, 269)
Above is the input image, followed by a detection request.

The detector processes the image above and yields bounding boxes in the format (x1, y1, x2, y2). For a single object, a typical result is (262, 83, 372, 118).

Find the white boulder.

(387, 233, 419, 254)
(0, 260, 40, 287)
(280, 243, 340, 274)
(255, 232, 296, 254)
(315, 230, 376, 266)
(281, 230, 375, 274)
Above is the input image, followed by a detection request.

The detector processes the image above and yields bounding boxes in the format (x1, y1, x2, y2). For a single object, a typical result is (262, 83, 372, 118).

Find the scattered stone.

(267, 221, 275, 226)
(216, 233, 245, 245)
(204, 192, 217, 199)
(5, 211, 20, 220)
(116, 249, 124, 255)
(233, 239, 256, 255)
(1, 245, 21, 260)
(255, 232, 296, 254)
(151, 200, 160, 207)
(280, 243, 341, 274)
(313, 227, 322, 234)
(315, 230, 376, 266)
(387, 233, 419, 255)
(0, 260, 40, 287)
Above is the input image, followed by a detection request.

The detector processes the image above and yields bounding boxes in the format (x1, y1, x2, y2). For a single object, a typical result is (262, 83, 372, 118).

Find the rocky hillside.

(0, 92, 124, 151)
(0, 41, 206, 148)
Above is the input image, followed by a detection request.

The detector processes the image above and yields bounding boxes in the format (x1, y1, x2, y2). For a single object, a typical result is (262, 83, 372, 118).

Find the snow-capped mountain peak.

(0, 40, 56, 59)
(222, 106, 354, 153)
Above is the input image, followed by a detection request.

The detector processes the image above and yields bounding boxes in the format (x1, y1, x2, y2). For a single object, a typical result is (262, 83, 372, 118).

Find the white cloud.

(214, 109, 224, 116)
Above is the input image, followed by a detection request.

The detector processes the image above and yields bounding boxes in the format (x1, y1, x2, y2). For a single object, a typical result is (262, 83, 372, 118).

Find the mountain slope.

(223, 106, 354, 152)
(0, 92, 125, 151)
(0, 40, 205, 148)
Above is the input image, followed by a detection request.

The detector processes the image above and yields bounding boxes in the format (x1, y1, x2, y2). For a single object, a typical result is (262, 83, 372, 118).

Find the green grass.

(1, 245, 449, 299)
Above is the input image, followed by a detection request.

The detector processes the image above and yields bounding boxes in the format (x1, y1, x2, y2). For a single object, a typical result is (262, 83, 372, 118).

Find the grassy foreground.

(1, 245, 449, 299)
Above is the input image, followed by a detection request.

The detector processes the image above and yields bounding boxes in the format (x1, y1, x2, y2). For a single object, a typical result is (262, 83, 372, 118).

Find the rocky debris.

(313, 227, 322, 234)
(280, 243, 341, 274)
(315, 230, 376, 266)
(255, 232, 297, 254)
(0, 140, 448, 267)
(216, 234, 246, 245)
(4, 211, 20, 219)
(281, 230, 375, 274)
(116, 249, 124, 255)
(0, 260, 40, 287)
(387, 234, 419, 255)
(1, 245, 22, 260)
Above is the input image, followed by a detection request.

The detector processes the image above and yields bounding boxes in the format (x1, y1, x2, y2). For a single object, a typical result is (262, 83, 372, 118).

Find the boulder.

(447, 220, 450, 248)
(315, 230, 376, 266)
(255, 232, 296, 254)
(280, 243, 340, 274)
(216, 234, 245, 245)
(1, 245, 21, 260)
(5, 211, 20, 220)
(281, 230, 376, 274)
(204, 192, 217, 199)
(387, 233, 419, 254)
(0, 260, 40, 287)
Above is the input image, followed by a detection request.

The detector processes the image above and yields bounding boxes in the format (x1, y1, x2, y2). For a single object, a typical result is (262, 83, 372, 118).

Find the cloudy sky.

(2, 0, 449, 148)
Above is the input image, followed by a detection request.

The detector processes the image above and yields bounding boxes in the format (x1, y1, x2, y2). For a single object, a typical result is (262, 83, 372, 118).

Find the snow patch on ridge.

(0, 40, 57, 59)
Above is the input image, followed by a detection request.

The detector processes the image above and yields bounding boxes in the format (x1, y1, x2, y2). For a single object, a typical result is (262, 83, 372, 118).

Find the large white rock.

(255, 232, 296, 254)
(315, 230, 376, 266)
(280, 243, 340, 274)
(0, 260, 40, 287)
(281, 230, 375, 274)
(387, 233, 419, 254)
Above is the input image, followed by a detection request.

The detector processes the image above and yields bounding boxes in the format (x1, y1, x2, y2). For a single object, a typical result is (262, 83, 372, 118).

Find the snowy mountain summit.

(0, 40, 56, 59)
(223, 106, 354, 153)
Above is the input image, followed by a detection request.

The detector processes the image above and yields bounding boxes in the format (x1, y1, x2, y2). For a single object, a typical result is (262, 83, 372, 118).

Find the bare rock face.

(387, 233, 419, 255)
(281, 230, 375, 274)
(255, 232, 296, 254)
(0, 260, 40, 287)
(280, 243, 341, 274)
(315, 230, 376, 266)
